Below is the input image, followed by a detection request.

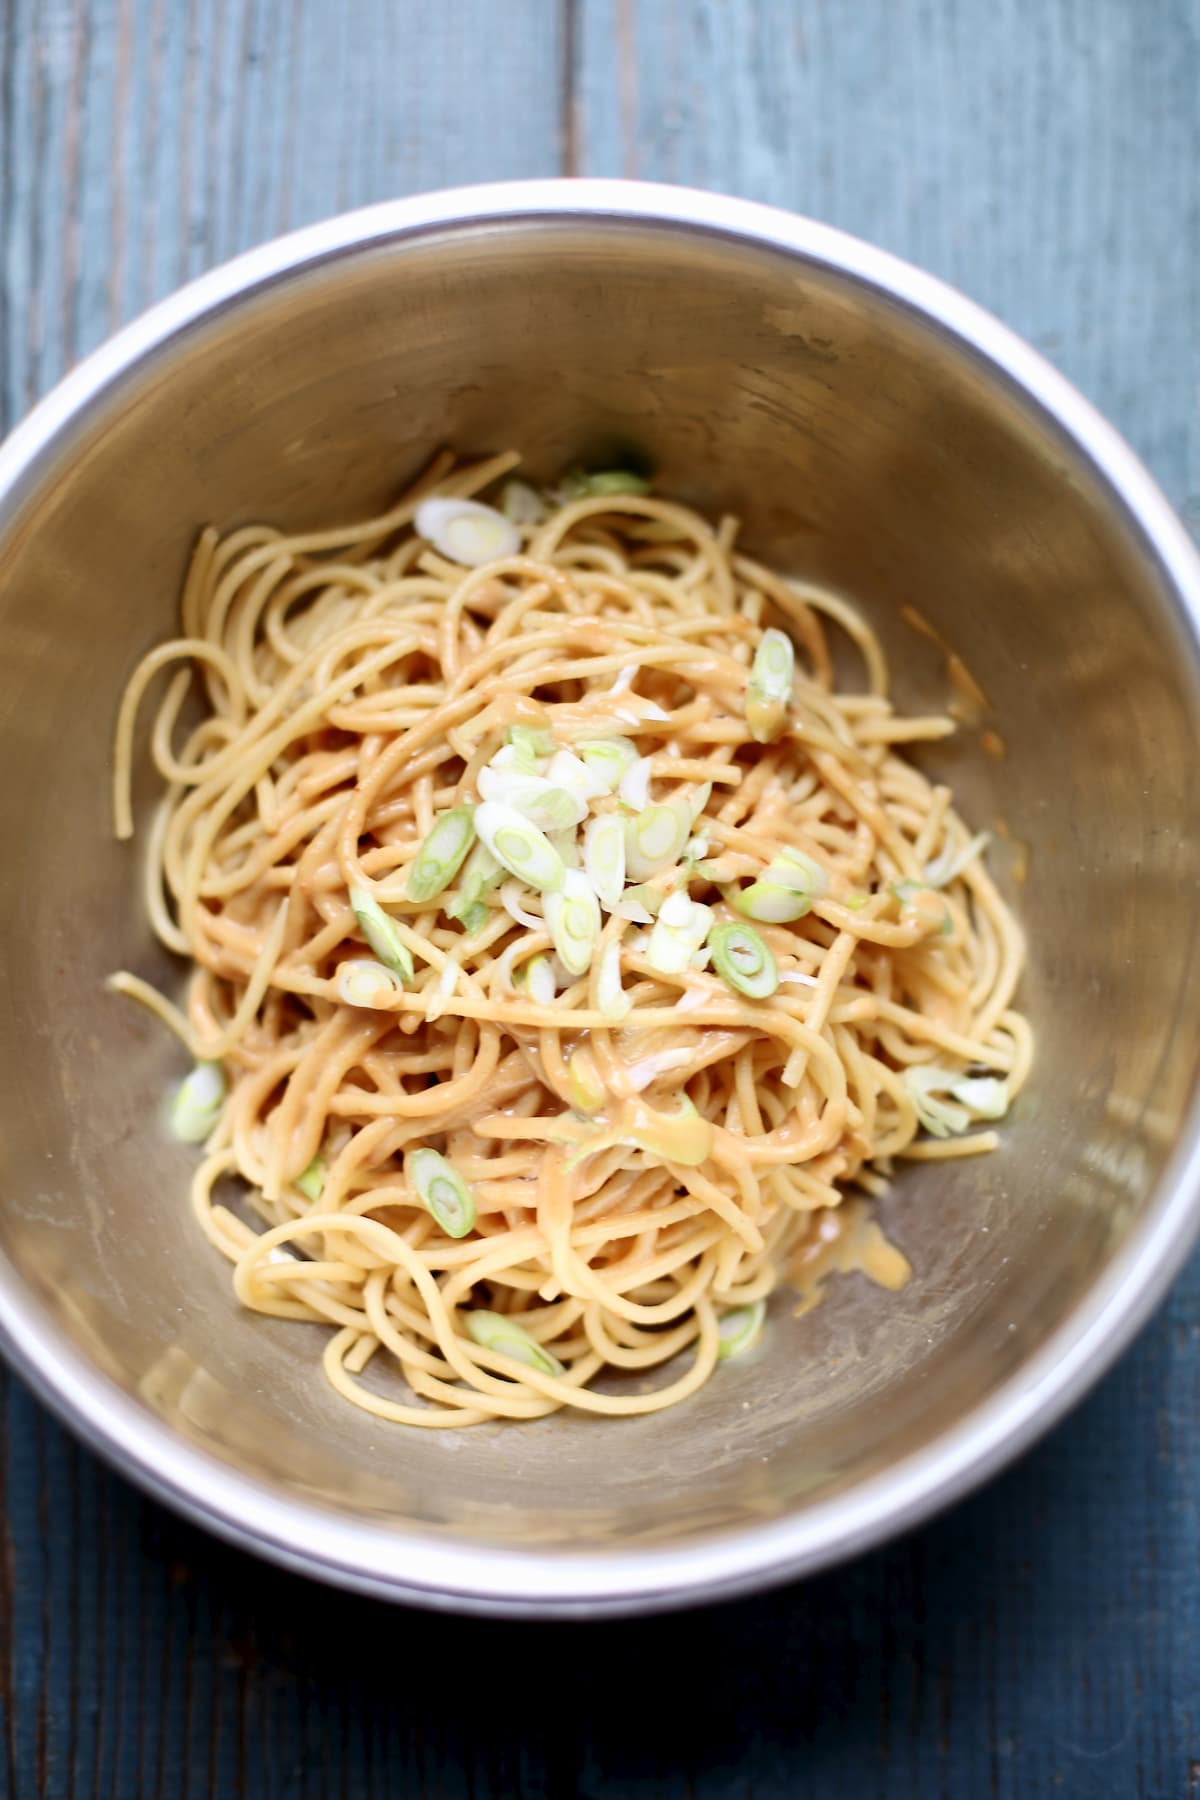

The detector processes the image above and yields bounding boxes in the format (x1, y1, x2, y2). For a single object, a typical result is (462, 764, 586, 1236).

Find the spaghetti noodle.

(111, 451, 1031, 1427)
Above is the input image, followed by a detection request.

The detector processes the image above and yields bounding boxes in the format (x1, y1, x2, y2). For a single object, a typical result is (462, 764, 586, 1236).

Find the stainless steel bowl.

(1, 180, 1198, 1617)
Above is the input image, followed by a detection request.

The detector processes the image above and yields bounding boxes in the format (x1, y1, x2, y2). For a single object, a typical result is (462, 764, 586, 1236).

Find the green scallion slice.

(465, 1310, 565, 1376)
(407, 1148, 477, 1239)
(583, 812, 626, 909)
(544, 869, 601, 975)
(717, 1299, 767, 1361)
(295, 1155, 325, 1202)
(350, 885, 416, 980)
(709, 922, 778, 999)
(474, 801, 566, 892)
(746, 628, 794, 743)
(583, 469, 651, 496)
(732, 880, 812, 924)
(405, 807, 477, 905)
(169, 1061, 226, 1143)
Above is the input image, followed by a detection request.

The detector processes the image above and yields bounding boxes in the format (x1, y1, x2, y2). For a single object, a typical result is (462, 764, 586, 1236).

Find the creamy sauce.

(788, 1197, 912, 1316)
(900, 604, 990, 725)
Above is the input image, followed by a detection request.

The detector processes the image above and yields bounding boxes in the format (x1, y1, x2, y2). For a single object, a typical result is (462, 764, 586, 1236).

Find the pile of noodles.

(111, 450, 1031, 1427)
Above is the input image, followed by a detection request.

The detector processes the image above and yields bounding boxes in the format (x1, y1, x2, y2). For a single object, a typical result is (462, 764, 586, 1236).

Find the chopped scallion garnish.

(169, 1061, 226, 1143)
(924, 830, 991, 889)
(544, 869, 601, 975)
(617, 754, 653, 811)
(732, 880, 812, 924)
(746, 627, 794, 742)
(407, 1147, 477, 1238)
(597, 939, 631, 1020)
(765, 847, 829, 899)
(351, 885, 417, 979)
(625, 798, 692, 880)
(717, 1299, 766, 1361)
(646, 890, 714, 975)
(709, 922, 778, 998)
(581, 469, 651, 496)
(583, 813, 626, 909)
(498, 479, 546, 525)
(475, 801, 566, 892)
(465, 1310, 564, 1375)
(578, 736, 639, 792)
(337, 958, 405, 1008)
(414, 496, 520, 566)
(405, 807, 477, 905)
(295, 1155, 325, 1202)
(521, 953, 557, 1005)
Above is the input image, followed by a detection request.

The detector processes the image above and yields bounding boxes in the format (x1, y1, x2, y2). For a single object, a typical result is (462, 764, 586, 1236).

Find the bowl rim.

(2, 176, 1199, 1617)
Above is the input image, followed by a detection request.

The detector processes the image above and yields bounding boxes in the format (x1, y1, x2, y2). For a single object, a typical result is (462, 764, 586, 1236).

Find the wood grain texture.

(1, 1, 1198, 1794)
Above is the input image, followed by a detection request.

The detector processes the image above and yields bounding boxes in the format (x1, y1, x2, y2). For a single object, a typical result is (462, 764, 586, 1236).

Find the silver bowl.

(1, 181, 1198, 1617)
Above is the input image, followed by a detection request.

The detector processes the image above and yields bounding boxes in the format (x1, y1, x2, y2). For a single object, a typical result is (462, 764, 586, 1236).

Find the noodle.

(112, 452, 1031, 1426)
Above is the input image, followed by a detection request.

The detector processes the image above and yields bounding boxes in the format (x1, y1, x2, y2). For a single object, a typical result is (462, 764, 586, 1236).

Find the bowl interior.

(1, 198, 1198, 1602)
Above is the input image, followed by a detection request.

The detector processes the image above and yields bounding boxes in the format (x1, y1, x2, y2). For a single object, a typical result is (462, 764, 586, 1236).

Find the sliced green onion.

(903, 1065, 975, 1137)
(578, 736, 639, 792)
(407, 1147, 477, 1238)
(519, 953, 557, 1005)
(924, 830, 991, 889)
(351, 885, 416, 980)
(597, 939, 631, 1020)
(549, 826, 581, 869)
(295, 1155, 325, 1202)
(581, 469, 651, 496)
(415, 496, 520, 566)
(426, 952, 461, 1024)
(406, 807, 477, 905)
(746, 627, 794, 743)
(732, 880, 812, 924)
(766, 847, 829, 899)
(544, 869, 601, 975)
(843, 892, 870, 911)
(505, 723, 554, 761)
(709, 922, 778, 999)
(499, 479, 546, 525)
(613, 883, 661, 924)
(546, 747, 609, 803)
(950, 1074, 1009, 1118)
(477, 761, 586, 830)
(568, 1046, 606, 1114)
(646, 890, 714, 975)
(337, 958, 404, 1008)
(625, 798, 691, 880)
(465, 1310, 564, 1375)
(445, 840, 503, 926)
(617, 754, 652, 810)
(717, 1299, 766, 1361)
(583, 813, 626, 909)
(475, 801, 566, 892)
(169, 1061, 226, 1143)
(453, 899, 488, 934)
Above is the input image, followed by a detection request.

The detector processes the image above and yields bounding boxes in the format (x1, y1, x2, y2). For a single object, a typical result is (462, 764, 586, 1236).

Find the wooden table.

(2, 2, 1198, 1793)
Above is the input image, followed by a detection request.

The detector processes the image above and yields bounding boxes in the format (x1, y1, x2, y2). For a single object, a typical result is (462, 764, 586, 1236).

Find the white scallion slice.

(426, 953, 461, 1023)
(903, 1066, 972, 1138)
(746, 627, 794, 743)
(405, 807, 476, 905)
(169, 1061, 226, 1143)
(407, 1147, 477, 1239)
(717, 1299, 767, 1361)
(546, 747, 609, 803)
(765, 847, 830, 899)
(578, 736, 638, 792)
(950, 1074, 1010, 1119)
(295, 1155, 325, 1202)
(924, 830, 991, 889)
(520, 953, 557, 1005)
(351, 885, 416, 980)
(645, 890, 714, 975)
(625, 798, 691, 880)
(544, 869, 601, 975)
(732, 880, 812, 924)
(617, 755, 653, 811)
(583, 813, 626, 909)
(414, 496, 520, 567)
(499, 479, 546, 524)
(709, 922, 778, 999)
(581, 469, 651, 496)
(597, 939, 631, 1020)
(477, 761, 586, 831)
(465, 1310, 564, 1376)
(445, 840, 502, 925)
(337, 958, 404, 1008)
(476, 801, 566, 892)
